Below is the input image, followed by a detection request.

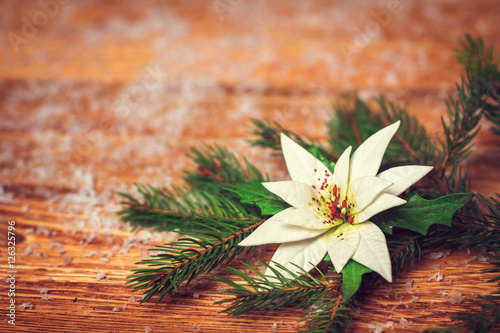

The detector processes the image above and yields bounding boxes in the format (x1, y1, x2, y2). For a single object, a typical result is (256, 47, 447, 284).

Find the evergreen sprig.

(118, 184, 260, 237)
(440, 34, 500, 168)
(214, 261, 340, 315)
(249, 93, 439, 168)
(376, 95, 440, 165)
(248, 118, 333, 159)
(456, 194, 500, 248)
(298, 295, 353, 333)
(120, 144, 268, 302)
(483, 248, 500, 285)
(326, 94, 446, 194)
(128, 220, 262, 304)
(183, 144, 266, 186)
(428, 194, 500, 251)
(455, 34, 499, 131)
(486, 106, 500, 137)
(387, 233, 422, 276)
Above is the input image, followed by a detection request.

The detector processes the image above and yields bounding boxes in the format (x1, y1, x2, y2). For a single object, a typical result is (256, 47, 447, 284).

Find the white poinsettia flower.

(239, 121, 432, 282)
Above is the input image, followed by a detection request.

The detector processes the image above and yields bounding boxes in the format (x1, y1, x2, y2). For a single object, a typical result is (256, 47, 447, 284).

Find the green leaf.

(373, 192, 473, 235)
(225, 180, 290, 215)
(341, 260, 372, 301)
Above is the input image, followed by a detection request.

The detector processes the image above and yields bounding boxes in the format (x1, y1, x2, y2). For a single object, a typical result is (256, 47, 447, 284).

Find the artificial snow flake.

(239, 121, 432, 282)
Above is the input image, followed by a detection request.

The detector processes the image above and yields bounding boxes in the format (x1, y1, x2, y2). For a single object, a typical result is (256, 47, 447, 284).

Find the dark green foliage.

(457, 194, 500, 248)
(387, 234, 422, 276)
(118, 144, 266, 235)
(450, 295, 500, 333)
(482, 248, 500, 285)
(298, 297, 353, 333)
(443, 163, 471, 194)
(214, 262, 354, 333)
(485, 106, 500, 137)
(118, 184, 260, 237)
(214, 262, 340, 315)
(128, 223, 261, 304)
(120, 144, 267, 303)
(455, 34, 500, 138)
(440, 34, 500, 167)
(428, 194, 500, 250)
(248, 118, 333, 159)
(326, 95, 439, 167)
(183, 144, 266, 186)
(376, 95, 440, 165)
(327, 94, 384, 155)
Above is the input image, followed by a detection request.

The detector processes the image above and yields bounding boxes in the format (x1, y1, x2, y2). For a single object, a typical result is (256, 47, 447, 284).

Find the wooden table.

(1, 1, 499, 332)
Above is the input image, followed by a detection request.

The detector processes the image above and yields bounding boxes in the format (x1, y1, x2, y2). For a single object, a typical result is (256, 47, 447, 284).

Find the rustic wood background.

(1, 0, 500, 332)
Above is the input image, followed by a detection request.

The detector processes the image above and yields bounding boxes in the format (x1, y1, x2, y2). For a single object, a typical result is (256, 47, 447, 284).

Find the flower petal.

(377, 165, 433, 196)
(327, 223, 360, 273)
(348, 176, 393, 214)
(348, 121, 400, 182)
(351, 222, 392, 282)
(239, 209, 327, 246)
(264, 234, 328, 280)
(272, 206, 330, 230)
(355, 193, 406, 223)
(262, 181, 315, 208)
(280, 133, 331, 186)
(331, 146, 351, 200)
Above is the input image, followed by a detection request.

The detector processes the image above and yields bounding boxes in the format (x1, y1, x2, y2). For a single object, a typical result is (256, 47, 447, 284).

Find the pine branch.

(376, 96, 440, 166)
(439, 89, 483, 168)
(439, 34, 500, 168)
(214, 261, 340, 316)
(419, 162, 470, 199)
(387, 233, 422, 277)
(455, 34, 498, 72)
(428, 193, 500, 250)
(486, 103, 500, 137)
(329, 95, 436, 164)
(328, 94, 441, 187)
(118, 184, 261, 237)
(183, 143, 267, 189)
(214, 262, 357, 332)
(298, 295, 353, 333)
(482, 248, 500, 285)
(119, 144, 270, 303)
(248, 118, 333, 159)
(456, 35, 500, 138)
(128, 220, 264, 303)
(118, 143, 268, 236)
(327, 95, 384, 157)
(457, 194, 500, 248)
(443, 163, 471, 194)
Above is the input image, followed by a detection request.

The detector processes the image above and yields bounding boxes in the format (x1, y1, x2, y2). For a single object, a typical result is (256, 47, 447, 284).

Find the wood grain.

(1, 1, 500, 332)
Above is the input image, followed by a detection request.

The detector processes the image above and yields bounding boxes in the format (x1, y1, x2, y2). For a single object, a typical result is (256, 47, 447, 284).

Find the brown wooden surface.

(1, 1, 500, 332)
